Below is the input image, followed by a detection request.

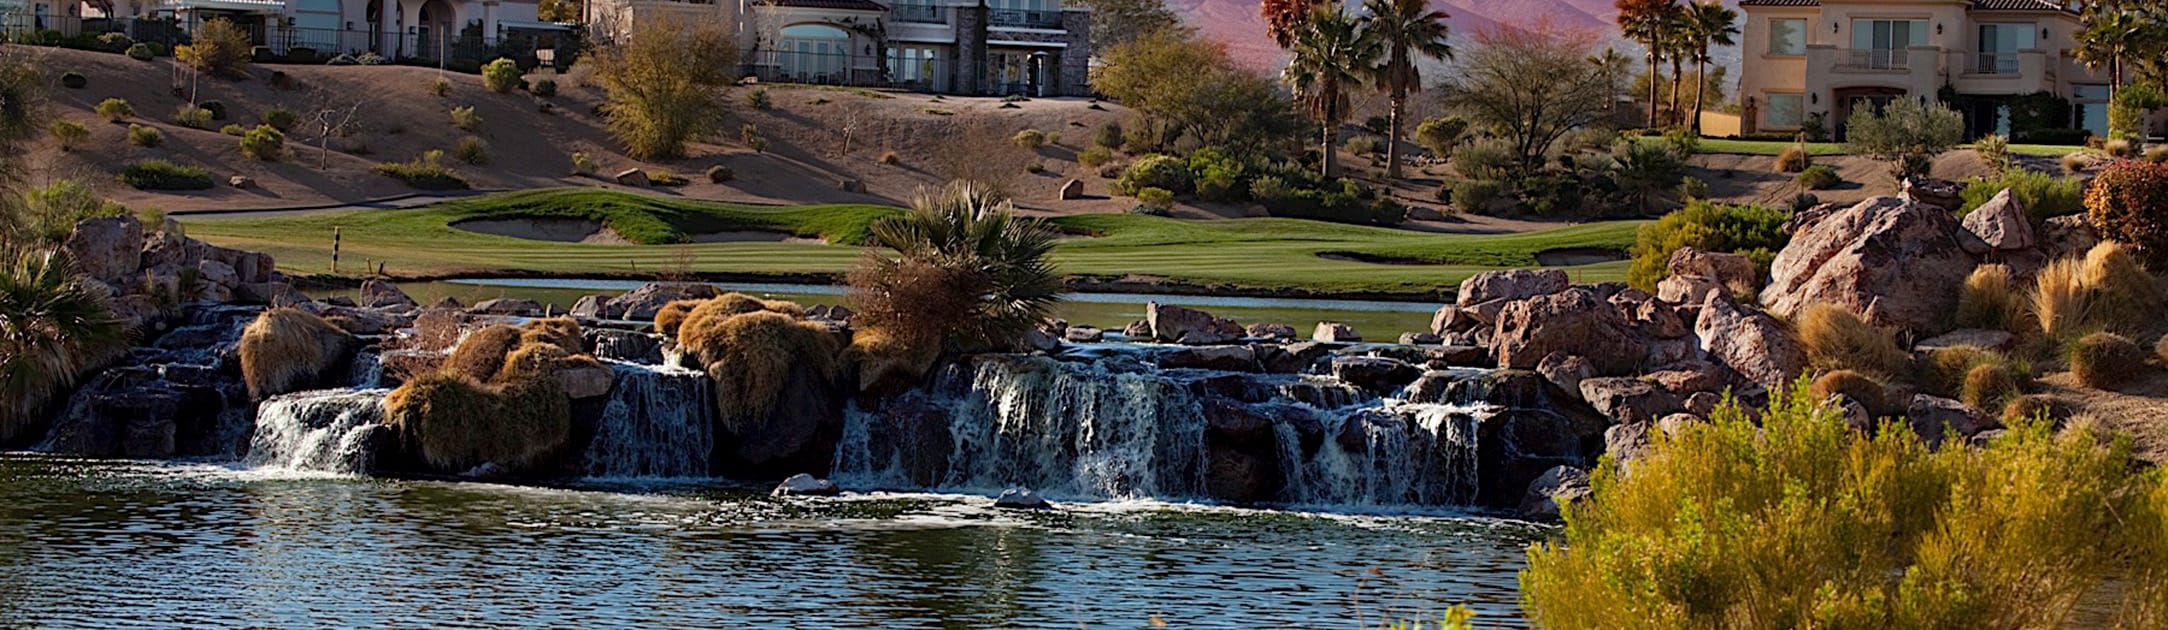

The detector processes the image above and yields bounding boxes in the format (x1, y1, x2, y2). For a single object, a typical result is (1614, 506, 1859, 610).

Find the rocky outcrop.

(1159, 345, 1261, 372)
(1694, 295, 1807, 393)
(60, 215, 145, 287)
(1146, 302, 1242, 345)
(1578, 378, 1683, 425)
(606, 282, 720, 320)
(1961, 189, 2035, 252)
(1760, 196, 1977, 335)
(1518, 465, 1592, 521)
(359, 279, 418, 310)
(1492, 287, 1646, 375)
(1312, 322, 1362, 343)
(1330, 356, 1421, 394)
(1900, 177, 1963, 214)
(1459, 269, 1569, 306)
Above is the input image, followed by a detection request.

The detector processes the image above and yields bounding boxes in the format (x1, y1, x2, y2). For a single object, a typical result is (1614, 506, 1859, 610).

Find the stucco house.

(11, 0, 570, 64)
(1736, 0, 2163, 141)
(586, 0, 1091, 97)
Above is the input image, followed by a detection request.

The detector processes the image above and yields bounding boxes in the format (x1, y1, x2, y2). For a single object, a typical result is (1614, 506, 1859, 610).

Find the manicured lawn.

(2001, 143, 2093, 158)
(180, 188, 1644, 297)
(1639, 137, 1848, 156)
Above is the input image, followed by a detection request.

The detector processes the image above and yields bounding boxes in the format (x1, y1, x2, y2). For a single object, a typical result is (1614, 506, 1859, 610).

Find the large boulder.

(1907, 394, 1998, 446)
(1760, 196, 1977, 335)
(1146, 302, 1241, 345)
(606, 282, 720, 320)
(1694, 294, 1808, 392)
(1900, 177, 1964, 214)
(359, 279, 418, 309)
(1578, 377, 1684, 426)
(1518, 465, 1593, 521)
(1492, 287, 1647, 375)
(1330, 356, 1421, 393)
(60, 214, 145, 287)
(1476, 408, 1585, 507)
(1458, 269, 1569, 307)
(1158, 345, 1261, 372)
(1961, 189, 2035, 252)
(1667, 247, 1758, 291)
(470, 298, 545, 317)
(1202, 399, 1284, 503)
(1312, 322, 1362, 343)
(586, 329, 664, 364)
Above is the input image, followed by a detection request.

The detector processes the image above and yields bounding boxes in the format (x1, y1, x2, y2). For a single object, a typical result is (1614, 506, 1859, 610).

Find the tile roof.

(1740, 0, 2076, 11)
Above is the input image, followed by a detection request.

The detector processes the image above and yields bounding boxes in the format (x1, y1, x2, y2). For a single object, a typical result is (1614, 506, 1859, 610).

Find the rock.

(1656, 413, 1701, 437)
(431, 296, 464, 309)
(469, 298, 544, 317)
(1962, 189, 2035, 252)
(1457, 269, 1570, 307)
(228, 175, 254, 189)
(994, 488, 1052, 510)
(1476, 408, 1586, 507)
(1059, 178, 1085, 200)
(557, 365, 617, 399)
(1518, 465, 1592, 521)
(60, 214, 145, 286)
(1331, 356, 1421, 393)
(569, 295, 615, 319)
(1122, 320, 1153, 338)
(1403, 370, 1476, 404)
(1312, 322, 1362, 343)
(772, 473, 841, 497)
(838, 178, 866, 193)
(1064, 326, 1104, 343)
(1245, 323, 1297, 340)
(1202, 399, 1284, 503)
(1397, 332, 1442, 346)
(1579, 377, 1684, 425)
(1270, 341, 1338, 373)
(606, 282, 720, 320)
(1907, 394, 1998, 446)
(37, 366, 228, 459)
(1915, 329, 2016, 354)
(109, 294, 164, 333)
(234, 282, 308, 306)
(1536, 353, 1594, 401)
(194, 259, 240, 289)
(1644, 362, 1728, 397)
(1684, 392, 1723, 417)
(1424, 345, 1491, 369)
(1603, 422, 1653, 471)
(1836, 397, 1874, 432)
(1760, 196, 1977, 335)
(2039, 215, 2099, 261)
(1022, 327, 1060, 352)
(1667, 247, 1759, 291)
(1430, 305, 1479, 335)
(359, 279, 418, 310)
(1147, 302, 1241, 345)
(1492, 287, 1647, 375)
(614, 168, 649, 186)
(1616, 291, 1689, 339)
(1158, 345, 1260, 372)
(1694, 294, 1808, 392)
(1900, 177, 1964, 213)
(1657, 274, 1726, 307)
(586, 329, 663, 364)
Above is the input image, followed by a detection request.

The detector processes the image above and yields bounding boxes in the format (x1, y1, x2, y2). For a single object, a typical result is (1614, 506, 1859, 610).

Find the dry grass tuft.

(1797, 303, 1912, 382)
(678, 310, 839, 432)
(1810, 369, 1889, 416)
(1961, 361, 2025, 411)
(1957, 264, 2020, 332)
(440, 324, 520, 382)
(654, 299, 702, 336)
(238, 307, 354, 399)
(847, 326, 941, 394)
(2070, 332, 2146, 390)
(2079, 242, 2161, 336)
(382, 370, 570, 473)
(517, 317, 584, 354)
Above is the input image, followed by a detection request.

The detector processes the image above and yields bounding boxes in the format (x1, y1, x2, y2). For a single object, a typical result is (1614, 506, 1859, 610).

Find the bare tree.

(1438, 26, 1616, 171)
(300, 86, 371, 170)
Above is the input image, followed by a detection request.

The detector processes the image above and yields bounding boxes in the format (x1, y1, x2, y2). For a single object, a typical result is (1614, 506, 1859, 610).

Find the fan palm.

(854, 181, 1062, 353)
(1616, 0, 1678, 128)
(1284, 6, 1383, 177)
(1659, 4, 1695, 127)
(2076, 1, 2165, 98)
(1359, 0, 1452, 180)
(1685, 2, 1738, 135)
(0, 247, 127, 442)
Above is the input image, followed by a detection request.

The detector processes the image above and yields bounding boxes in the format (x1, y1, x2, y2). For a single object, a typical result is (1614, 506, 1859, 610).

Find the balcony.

(1970, 52, 2020, 75)
(1835, 48, 1909, 72)
(988, 9, 1061, 28)
(890, 3, 944, 24)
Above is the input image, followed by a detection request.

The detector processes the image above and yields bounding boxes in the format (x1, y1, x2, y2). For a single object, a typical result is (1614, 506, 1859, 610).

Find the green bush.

(374, 150, 469, 190)
(1187, 148, 1245, 202)
(261, 106, 299, 132)
(1449, 137, 1516, 180)
(1414, 116, 1468, 158)
(1661, 126, 1699, 158)
(238, 125, 284, 161)
(1973, 133, 2011, 172)
(1259, 175, 1406, 226)
(1136, 186, 1174, 210)
(172, 104, 212, 129)
(1846, 98, 1964, 179)
(1795, 164, 1841, 190)
(2085, 160, 2168, 256)
(119, 159, 214, 190)
(431, 76, 453, 97)
(11, 181, 129, 242)
(1114, 154, 1192, 196)
(1451, 179, 1503, 215)
(450, 105, 481, 131)
(96, 32, 132, 52)
(125, 42, 155, 61)
(1078, 146, 1114, 168)
(220, 123, 245, 136)
(1626, 200, 1789, 291)
(48, 120, 89, 151)
(2108, 83, 2166, 141)
(1342, 134, 1381, 156)
(96, 98, 133, 122)
(453, 136, 488, 165)
(1249, 175, 1291, 203)
(1960, 169, 2085, 224)
(745, 88, 771, 110)
(1094, 122, 1123, 150)
(175, 18, 251, 77)
(1522, 381, 2167, 629)
(126, 124, 162, 147)
(481, 58, 522, 93)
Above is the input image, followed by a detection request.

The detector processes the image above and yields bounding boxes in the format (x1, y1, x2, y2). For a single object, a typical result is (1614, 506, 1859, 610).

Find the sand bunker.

(453, 219, 824, 245)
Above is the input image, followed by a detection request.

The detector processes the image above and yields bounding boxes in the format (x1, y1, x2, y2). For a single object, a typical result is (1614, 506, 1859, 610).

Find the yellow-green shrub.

(1798, 303, 1911, 381)
(1522, 382, 2164, 628)
(2070, 332, 2145, 389)
(237, 307, 354, 399)
(1956, 264, 2019, 332)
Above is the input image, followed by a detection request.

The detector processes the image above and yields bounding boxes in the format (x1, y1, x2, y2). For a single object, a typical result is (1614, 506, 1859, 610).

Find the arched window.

(778, 23, 849, 83)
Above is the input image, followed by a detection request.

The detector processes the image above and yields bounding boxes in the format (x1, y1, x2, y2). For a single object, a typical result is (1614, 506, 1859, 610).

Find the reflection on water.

(311, 279, 1446, 339)
(0, 455, 1539, 628)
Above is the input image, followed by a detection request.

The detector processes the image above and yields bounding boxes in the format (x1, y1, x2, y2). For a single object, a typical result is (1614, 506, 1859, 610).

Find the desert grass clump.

(517, 317, 584, 354)
(2078, 241, 2160, 334)
(440, 324, 521, 381)
(653, 299, 702, 336)
(383, 370, 570, 473)
(1521, 381, 2166, 628)
(1956, 264, 2019, 331)
(237, 307, 355, 399)
(1960, 361, 2026, 410)
(2069, 331, 2145, 389)
(677, 309, 839, 431)
(1809, 369, 1889, 417)
(1797, 303, 1911, 381)
(1773, 141, 1809, 173)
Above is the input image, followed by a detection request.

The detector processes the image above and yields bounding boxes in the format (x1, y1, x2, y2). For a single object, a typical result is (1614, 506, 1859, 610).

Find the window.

(1766, 93, 1804, 129)
(2074, 84, 2111, 138)
(1975, 24, 2034, 74)
(1769, 18, 1805, 55)
(778, 24, 850, 83)
(1849, 19, 1925, 69)
(887, 46, 940, 84)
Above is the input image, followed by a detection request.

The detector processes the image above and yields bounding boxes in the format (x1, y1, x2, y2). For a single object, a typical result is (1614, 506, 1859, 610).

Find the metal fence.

(987, 9, 1060, 28)
(1, 14, 578, 72)
(742, 48, 947, 93)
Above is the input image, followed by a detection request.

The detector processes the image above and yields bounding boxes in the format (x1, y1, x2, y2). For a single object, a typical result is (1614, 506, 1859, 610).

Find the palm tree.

(1616, 0, 1678, 128)
(1590, 47, 1634, 117)
(0, 247, 127, 442)
(1262, 0, 1329, 48)
(1685, 1, 1739, 135)
(1284, 6, 1382, 178)
(1660, 3, 1694, 127)
(852, 181, 1062, 353)
(1359, 0, 1452, 180)
(2076, 1, 2167, 98)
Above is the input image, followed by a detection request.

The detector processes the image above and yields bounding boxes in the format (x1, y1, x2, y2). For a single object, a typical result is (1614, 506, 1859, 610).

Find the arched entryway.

(777, 23, 849, 84)
(414, 0, 457, 59)
(363, 0, 400, 54)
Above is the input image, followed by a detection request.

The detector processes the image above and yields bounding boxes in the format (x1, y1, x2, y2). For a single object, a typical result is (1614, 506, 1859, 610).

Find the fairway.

(180, 189, 1642, 297)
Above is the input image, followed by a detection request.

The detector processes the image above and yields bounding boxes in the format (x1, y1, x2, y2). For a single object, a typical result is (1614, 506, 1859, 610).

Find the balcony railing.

(988, 9, 1061, 28)
(1970, 52, 2020, 75)
(1835, 48, 1909, 71)
(890, 4, 944, 24)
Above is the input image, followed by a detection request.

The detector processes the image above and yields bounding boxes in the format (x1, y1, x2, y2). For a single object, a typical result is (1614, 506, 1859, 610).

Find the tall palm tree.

(1616, 0, 1678, 128)
(1359, 0, 1452, 180)
(1591, 47, 1634, 117)
(1660, 3, 1694, 127)
(1284, 6, 1382, 178)
(2076, 2, 2145, 98)
(1262, 0, 1330, 48)
(0, 247, 127, 442)
(1686, 1, 1739, 135)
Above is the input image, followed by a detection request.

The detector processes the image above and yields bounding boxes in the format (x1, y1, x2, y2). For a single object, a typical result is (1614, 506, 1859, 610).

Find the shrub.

(1809, 369, 1888, 416)
(96, 32, 132, 51)
(1625, 201, 1789, 291)
(172, 104, 212, 129)
(1023, 162, 1044, 174)
(452, 135, 488, 165)
(531, 77, 557, 98)
(1450, 179, 1504, 215)
(260, 106, 298, 132)
(237, 308, 353, 399)
(1661, 126, 1699, 159)
(1797, 303, 1911, 381)
(571, 151, 596, 175)
(2105, 138, 2137, 158)
(1249, 175, 1291, 203)
(1186, 148, 1244, 202)
(705, 164, 732, 183)
(2030, 242, 2161, 342)
(2108, 83, 2166, 140)
(1794, 163, 1841, 190)
(481, 58, 521, 93)
(1414, 116, 1468, 158)
(238, 124, 284, 161)
(2070, 332, 2145, 389)
(1611, 139, 1688, 214)
(119, 159, 213, 190)
(648, 170, 688, 186)
(10, 181, 129, 243)
(745, 88, 772, 109)
(1013, 129, 1046, 148)
(1772, 141, 1809, 173)
(175, 18, 251, 77)
(1957, 264, 2019, 331)
(383, 347, 574, 475)
(0, 249, 128, 440)
(2062, 151, 2097, 174)
(126, 124, 162, 147)
(1114, 154, 1192, 196)
(2085, 160, 2168, 256)
(373, 150, 469, 190)
(675, 308, 838, 445)
(1078, 146, 1113, 168)
(1449, 137, 1516, 180)
(1677, 176, 1709, 201)
(96, 98, 133, 122)
(47, 120, 88, 151)
(1136, 186, 1174, 209)
(59, 71, 85, 89)
(441, 325, 521, 380)
(1095, 122, 1123, 149)
(430, 76, 452, 97)
(1961, 361, 2025, 410)
(197, 100, 227, 120)
(125, 43, 154, 61)
(449, 105, 480, 131)
(1846, 97, 1964, 180)
(1974, 133, 2012, 172)
(1921, 345, 2024, 405)
(1522, 381, 2166, 629)
(848, 181, 1062, 357)
(1960, 169, 2085, 223)
(220, 123, 245, 136)
(1343, 134, 1381, 156)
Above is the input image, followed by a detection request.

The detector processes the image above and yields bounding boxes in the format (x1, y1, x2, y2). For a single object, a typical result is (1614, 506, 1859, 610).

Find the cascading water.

(581, 362, 714, 478)
(246, 389, 389, 474)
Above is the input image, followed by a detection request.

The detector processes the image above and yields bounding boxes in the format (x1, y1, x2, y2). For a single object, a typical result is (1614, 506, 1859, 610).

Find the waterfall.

(245, 389, 389, 474)
(349, 347, 385, 389)
(1291, 403, 1483, 507)
(581, 362, 714, 478)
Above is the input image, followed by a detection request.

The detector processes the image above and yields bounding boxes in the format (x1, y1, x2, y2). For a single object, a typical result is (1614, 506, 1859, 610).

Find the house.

(1736, 0, 2158, 141)
(585, 0, 1091, 97)
(31, 0, 571, 64)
